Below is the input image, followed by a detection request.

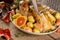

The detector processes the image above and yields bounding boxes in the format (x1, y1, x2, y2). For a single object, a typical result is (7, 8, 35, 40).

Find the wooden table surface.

(0, 19, 60, 40)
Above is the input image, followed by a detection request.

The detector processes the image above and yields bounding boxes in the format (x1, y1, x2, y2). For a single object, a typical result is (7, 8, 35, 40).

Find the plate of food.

(10, 0, 60, 35)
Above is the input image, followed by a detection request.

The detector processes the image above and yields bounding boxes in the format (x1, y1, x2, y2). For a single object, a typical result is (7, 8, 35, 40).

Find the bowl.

(10, 10, 60, 35)
(10, 0, 60, 35)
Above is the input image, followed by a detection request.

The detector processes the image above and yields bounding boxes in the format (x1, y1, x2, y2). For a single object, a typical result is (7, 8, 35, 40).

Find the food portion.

(15, 16, 27, 27)
(28, 16, 35, 23)
(55, 12, 60, 19)
(11, 0, 60, 33)
(0, 29, 11, 40)
(56, 19, 60, 26)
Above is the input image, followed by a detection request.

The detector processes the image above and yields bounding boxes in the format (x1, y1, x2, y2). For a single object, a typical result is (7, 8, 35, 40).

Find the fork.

(31, 0, 40, 15)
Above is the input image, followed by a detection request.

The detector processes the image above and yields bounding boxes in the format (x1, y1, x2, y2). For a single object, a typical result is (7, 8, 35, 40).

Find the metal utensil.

(31, 0, 40, 15)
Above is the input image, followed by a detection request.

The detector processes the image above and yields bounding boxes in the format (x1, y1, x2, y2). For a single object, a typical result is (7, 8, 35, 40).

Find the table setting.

(0, 0, 60, 40)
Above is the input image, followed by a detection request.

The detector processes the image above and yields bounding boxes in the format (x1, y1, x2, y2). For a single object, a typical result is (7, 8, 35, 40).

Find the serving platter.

(10, 0, 60, 35)
(10, 14, 60, 35)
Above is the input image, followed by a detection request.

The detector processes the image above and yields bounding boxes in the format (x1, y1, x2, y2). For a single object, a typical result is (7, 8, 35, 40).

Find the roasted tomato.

(56, 19, 60, 26)
(0, 29, 11, 40)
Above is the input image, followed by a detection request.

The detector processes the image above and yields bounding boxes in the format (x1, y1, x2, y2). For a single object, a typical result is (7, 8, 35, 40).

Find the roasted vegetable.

(34, 23, 43, 32)
(40, 13, 51, 31)
(24, 27, 32, 32)
(45, 11, 56, 24)
(40, 13, 55, 31)
(12, 13, 22, 19)
(19, 1, 29, 16)
(30, 7, 37, 17)
(30, 8, 40, 21)
(28, 16, 35, 23)
(55, 12, 60, 19)
(33, 28, 40, 33)
(27, 22, 33, 28)
(50, 9, 56, 14)
(56, 19, 60, 26)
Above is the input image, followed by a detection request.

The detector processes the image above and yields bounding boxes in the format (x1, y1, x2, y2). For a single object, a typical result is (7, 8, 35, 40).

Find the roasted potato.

(28, 16, 35, 23)
(27, 22, 34, 28)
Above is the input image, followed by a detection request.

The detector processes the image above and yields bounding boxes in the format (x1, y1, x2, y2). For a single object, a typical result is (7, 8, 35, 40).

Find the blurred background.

(37, 0, 60, 12)
(0, 0, 60, 12)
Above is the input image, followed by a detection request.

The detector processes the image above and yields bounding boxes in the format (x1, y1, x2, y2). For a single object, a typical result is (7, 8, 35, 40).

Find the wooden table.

(0, 19, 60, 40)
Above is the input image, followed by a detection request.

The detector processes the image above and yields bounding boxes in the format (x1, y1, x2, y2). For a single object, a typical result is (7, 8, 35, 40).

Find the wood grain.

(0, 19, 54, 40)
